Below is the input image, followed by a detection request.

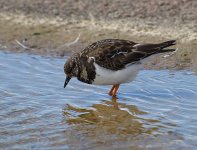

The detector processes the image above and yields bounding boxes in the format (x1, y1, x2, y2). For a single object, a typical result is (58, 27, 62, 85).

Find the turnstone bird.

(64, 39, 176, 96)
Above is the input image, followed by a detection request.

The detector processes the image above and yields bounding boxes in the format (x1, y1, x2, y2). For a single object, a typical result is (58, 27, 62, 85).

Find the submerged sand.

(0, 0, 196, 72)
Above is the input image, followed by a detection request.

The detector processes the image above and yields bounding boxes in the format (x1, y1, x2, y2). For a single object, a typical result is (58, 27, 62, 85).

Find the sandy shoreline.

(0, 0, 196, 72)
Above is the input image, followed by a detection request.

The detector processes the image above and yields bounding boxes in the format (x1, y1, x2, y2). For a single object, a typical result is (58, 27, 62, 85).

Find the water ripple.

(0, 51, 197, 149)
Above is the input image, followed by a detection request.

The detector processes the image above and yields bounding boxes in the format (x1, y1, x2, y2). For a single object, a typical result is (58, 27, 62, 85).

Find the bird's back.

(81, 39, 136, 57)
(79, 39, 176, 71)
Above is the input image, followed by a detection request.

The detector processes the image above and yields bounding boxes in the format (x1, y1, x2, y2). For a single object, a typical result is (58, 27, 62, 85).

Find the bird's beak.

(64, 76, 71, 88)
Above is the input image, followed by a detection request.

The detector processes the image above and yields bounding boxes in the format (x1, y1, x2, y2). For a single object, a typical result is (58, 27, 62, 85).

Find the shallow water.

(0, 51, 197, 149)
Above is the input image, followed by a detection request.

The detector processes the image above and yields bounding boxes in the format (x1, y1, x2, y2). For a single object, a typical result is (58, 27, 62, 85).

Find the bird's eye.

(64, 57, 77, 76)
(64, 63, 71, 74)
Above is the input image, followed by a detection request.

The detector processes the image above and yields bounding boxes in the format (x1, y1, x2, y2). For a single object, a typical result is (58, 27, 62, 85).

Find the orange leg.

(108, 84, 120, 96)
(109, 85, 116, 96)
(112, 84, 119, 96)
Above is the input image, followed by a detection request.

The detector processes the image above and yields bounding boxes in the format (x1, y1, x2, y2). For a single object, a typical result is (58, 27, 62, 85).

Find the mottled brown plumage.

(80, 39, 176, 70)
(64, 39, 176, 96)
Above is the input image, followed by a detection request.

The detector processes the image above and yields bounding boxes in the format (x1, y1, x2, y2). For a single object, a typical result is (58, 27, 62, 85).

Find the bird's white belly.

(92, 63, 142, 85)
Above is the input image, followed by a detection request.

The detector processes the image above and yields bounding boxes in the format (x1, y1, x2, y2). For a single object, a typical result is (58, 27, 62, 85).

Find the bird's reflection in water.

(63, 97, 159, 136)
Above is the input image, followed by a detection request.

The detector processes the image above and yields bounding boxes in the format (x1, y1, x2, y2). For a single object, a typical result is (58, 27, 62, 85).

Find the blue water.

(0, 51, 197, 149)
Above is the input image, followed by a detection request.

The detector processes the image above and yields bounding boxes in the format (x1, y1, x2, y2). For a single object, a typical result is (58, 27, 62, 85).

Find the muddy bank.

(1, 0, 197, 25)
(0, 0, 196, 72)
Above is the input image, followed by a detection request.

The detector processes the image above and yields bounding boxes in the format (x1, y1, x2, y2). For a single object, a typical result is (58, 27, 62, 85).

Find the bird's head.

(64, 57, 78, 88)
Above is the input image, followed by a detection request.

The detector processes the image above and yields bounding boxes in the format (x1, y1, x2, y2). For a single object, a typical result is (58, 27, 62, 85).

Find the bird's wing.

(80, 39, 138, 70)
(81, 39, 175, 70)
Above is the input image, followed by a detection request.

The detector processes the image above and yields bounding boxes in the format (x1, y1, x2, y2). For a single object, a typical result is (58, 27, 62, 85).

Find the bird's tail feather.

(159, 40, 176, 49)
(161, 48, 176, 52)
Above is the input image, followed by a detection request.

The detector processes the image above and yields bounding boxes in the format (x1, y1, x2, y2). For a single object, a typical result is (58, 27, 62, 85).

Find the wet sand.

(0, 0, 197, 72)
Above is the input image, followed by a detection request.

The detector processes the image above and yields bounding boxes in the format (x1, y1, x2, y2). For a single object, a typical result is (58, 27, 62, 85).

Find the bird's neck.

(74, 55, 96, 84)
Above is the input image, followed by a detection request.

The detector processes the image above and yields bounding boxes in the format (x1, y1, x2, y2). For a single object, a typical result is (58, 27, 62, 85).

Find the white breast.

(92, 63, 142, 85)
